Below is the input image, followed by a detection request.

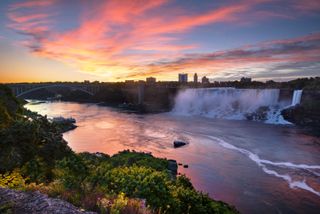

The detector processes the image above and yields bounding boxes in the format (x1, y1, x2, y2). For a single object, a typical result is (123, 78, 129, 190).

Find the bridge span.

(6, 83, 101, 98)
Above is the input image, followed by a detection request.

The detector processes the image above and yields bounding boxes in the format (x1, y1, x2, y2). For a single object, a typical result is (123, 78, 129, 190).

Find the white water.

(26, 101, 320, 213)
(291, 90, 303, 106)
(202, 135, 320, 197)
(172, 88, 291, 124)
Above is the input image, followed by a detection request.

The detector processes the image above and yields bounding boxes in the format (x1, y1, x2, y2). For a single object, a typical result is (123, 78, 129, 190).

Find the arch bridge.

(7, 83, 101, 98)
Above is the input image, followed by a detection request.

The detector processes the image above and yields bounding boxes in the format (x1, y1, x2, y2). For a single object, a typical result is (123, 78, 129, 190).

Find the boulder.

(0, 188, 95, 214)
(282, 105, 320, 126)
(245, 106, 269, 121)
(281, 103, 320, 136)
(168, 159, 178, 177)
(173, 141, 187, 148)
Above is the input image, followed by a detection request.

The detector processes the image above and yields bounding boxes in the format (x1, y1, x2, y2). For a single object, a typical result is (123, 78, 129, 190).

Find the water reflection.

(26, 101, 320, 214)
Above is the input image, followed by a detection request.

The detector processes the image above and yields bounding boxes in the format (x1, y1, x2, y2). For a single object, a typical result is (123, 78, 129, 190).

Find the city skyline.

(0, 0, 320, 83)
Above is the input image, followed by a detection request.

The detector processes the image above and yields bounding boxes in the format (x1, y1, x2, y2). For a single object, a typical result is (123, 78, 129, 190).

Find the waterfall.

(291, 90, 303, 106)
(172, 88, 291, 124)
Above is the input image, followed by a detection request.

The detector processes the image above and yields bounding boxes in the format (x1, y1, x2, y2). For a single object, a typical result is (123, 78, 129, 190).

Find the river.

(26, 100, 320, 214)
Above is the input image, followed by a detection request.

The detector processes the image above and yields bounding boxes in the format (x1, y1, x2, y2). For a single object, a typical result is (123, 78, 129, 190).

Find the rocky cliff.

(282, 90, 320, 135)
(0, 188, 96, 214)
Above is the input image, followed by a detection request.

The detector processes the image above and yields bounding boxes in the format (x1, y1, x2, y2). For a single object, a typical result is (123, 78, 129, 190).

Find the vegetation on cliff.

(0, 84, 238, 214)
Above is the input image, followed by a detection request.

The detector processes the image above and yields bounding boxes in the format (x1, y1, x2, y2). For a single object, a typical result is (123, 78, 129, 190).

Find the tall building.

(178, 73, 188, 83)
(194, 73, 198, 83)
(146, 77, 156, 83)
(202, 76, 210, 84)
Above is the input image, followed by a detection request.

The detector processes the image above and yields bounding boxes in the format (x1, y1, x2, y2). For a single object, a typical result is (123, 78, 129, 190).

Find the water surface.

(26, 101, 320, 214)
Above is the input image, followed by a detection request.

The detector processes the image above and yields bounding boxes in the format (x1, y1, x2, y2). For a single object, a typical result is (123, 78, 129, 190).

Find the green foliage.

(0, 115, 72, 180)
(50, 152, 238, 213)
(102, 166, 173, 209)
(0, 88, 72, 180)
(0, 85, 239, 213)
(0, 201, 14, 214)
(110, 150, 168, 171)
(0, 104, 11, 128)
(175, 175, 194, 189)
(172, 186, 236, 214)
(0, 170, 27, 190)
(0, 84, 24, 122)
(97, 193, 151, 214)
(54, 154, 89, 190)
(110, 192, 129, 214)
(0, 120, 39, 172)
(303, 78, 320, 90)
(79, 152, 110, 167)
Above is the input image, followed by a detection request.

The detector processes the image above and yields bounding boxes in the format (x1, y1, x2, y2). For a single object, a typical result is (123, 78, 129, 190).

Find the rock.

(52, 117, 76, 123)
(173, 141, 187, 148)
(0, 188, 96, 214)
(245, 106, 269, 121)
(52, 117, 77, 133)
(168, 159, 178, 177)
(281, 104, 320, 127)
(281, 103, 320, 136)
(183, 164, 189, 168)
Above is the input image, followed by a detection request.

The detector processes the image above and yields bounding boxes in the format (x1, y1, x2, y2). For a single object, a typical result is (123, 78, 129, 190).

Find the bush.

(110, 151, 168, 171)
(102, 166, 173, 210)
(0, 85, 239, 214)
(0, 170, 27, 190)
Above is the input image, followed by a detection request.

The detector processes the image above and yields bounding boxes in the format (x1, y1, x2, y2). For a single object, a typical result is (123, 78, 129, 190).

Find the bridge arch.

(16, 84, 94, 97)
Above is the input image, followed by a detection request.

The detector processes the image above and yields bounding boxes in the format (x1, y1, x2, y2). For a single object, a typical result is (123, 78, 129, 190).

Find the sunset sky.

(0, 0, 319, 83)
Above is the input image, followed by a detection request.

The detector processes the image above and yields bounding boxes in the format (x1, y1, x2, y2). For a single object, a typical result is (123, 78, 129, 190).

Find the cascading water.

(172, 88, 291, 124)
(291, 90, 303, 106)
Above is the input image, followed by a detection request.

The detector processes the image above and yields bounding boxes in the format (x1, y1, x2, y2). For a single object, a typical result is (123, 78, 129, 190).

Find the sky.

(0, 0, 319, 83)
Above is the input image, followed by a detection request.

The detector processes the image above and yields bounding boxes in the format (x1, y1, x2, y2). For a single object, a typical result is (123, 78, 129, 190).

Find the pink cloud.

(8, 0, 56, 11)
(292, 0, 320, 13)
(7, 13, 50, 24)
(15, 0, 253, 78)
(6, 0, 320, 80)
(132, 33, 320, 79)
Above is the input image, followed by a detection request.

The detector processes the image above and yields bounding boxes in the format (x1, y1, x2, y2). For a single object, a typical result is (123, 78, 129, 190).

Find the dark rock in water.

(183, 164, 189, 168)
(178, 163, 183, 166)
(168, 159, 178, 177)
(281, 89, 320, 136)
(245, 106, 269, 121)
(51, 117, 77, 133)
(174, 141, 187, 148)
(281, 104, 320, 136)
(0, 187, 95, 214)
(53, 117, 76, 123)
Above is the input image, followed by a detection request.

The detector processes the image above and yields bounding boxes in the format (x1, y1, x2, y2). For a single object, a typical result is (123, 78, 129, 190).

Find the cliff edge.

(0, 187, 96, 214)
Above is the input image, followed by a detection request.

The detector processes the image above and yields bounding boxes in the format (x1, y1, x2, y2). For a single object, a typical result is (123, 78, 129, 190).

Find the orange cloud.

(12, 0, 253, 80)
(6, 0, 320, 81)
(134, 33, 320, 79)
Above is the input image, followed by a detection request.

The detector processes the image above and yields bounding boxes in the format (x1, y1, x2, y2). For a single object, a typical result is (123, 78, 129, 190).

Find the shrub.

(101, 166, 173, 210)
(0, 170, 27, 190)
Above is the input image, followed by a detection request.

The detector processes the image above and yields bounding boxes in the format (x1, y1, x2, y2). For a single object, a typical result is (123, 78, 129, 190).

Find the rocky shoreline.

(51, 117, 78, 133)
(0, 188, 95, 214)
(281, 90, 320, 136)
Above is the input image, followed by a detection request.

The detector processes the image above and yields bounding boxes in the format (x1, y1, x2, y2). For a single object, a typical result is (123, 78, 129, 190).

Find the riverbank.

(281, 90, 320, 136)
(24, 99, 320, 213)
(0, 85, 239, 213)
